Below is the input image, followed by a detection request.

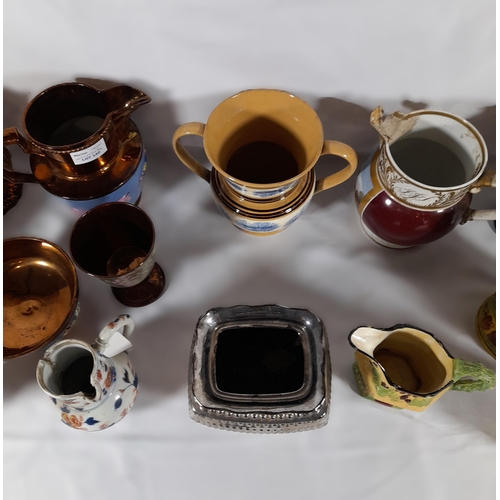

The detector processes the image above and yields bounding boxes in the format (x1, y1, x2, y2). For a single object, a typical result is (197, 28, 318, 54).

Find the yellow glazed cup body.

(173, 89, 357, 200)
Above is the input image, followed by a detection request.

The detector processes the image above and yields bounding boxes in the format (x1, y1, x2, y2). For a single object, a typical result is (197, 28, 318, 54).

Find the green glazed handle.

(451, 358, 496, 392)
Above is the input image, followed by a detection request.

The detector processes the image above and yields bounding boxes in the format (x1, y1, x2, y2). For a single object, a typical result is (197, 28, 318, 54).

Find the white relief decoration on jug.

(377, 150, 465, 209)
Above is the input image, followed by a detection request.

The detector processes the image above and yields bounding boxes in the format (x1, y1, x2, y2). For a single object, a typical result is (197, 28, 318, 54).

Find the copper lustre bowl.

(3, 237, 79, 359)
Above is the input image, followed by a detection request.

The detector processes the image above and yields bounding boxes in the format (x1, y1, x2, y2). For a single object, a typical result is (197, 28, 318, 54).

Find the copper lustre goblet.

(70, 202, 165, 307)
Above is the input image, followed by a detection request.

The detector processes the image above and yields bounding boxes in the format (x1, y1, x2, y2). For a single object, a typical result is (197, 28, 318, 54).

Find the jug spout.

(348, 326, 393, 357)
(104, 85, 151, 125)
(370, 106, 417, 144)
(36, 340, 102, 408)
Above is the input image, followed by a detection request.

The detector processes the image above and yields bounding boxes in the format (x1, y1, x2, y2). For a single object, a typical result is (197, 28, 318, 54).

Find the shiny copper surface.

(3, 238, 79, 359)
(3, 148, 23, 214)
(3, 83, 150, 200)
(70, 203, 166, 307)
(111, 263, 166, 307)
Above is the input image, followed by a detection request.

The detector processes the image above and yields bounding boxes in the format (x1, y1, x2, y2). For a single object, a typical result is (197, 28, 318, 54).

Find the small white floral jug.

(36, 314, 138, 431)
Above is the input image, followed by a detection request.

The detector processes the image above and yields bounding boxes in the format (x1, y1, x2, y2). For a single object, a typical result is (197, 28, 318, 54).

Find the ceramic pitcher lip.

(203, 88, 325, 189)
(381, 109, 488, 191)
(36, 338, 101, 401)
(348, 323, 455, 397)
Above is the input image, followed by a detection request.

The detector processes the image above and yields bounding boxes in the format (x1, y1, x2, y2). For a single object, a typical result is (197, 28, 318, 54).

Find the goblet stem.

(110, 263, 166, 307)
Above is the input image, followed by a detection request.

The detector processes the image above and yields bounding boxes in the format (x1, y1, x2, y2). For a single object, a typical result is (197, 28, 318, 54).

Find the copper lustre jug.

(3, 82, 151, 212)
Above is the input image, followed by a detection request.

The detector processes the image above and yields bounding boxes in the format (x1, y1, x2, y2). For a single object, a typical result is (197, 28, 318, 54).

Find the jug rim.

(21, 82, 140, 151)
(379, 109, 488, 192)
(22, 82, 106, 150)
(203, 88, 325, 189)
(36, 338, 101, 401)
(69, 202, 156, 280)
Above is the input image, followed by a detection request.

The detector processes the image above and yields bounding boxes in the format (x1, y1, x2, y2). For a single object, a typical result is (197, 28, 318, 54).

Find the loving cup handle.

(314, 140, 358, 194)
(462, 170, 496, 223)
(172, 122, 211, 183)
(93, 314, 135, 354)
(3, 127, 39, 184)
(451, 358, 496, 392)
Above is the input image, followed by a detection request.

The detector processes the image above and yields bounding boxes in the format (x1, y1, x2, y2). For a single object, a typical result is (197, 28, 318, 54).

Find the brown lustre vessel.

(3, 82, 150, 212)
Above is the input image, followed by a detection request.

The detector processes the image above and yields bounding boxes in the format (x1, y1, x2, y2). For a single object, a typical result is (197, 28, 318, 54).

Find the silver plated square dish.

(188, 304, 331, 433)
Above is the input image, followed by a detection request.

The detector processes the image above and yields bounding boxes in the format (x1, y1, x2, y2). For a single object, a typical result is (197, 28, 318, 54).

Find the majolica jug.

(356, 108, 495, 248)
(4, 82, 150, 213)
(349, 324, 495, 411)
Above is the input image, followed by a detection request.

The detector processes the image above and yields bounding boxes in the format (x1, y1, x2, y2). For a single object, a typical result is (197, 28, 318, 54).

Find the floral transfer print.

(54, 353, 138, 432)
(40, 315, 138, 432)
(114, 363, 139, 412)
(62, 413, 83, 428)
(60, 401, 101, 429)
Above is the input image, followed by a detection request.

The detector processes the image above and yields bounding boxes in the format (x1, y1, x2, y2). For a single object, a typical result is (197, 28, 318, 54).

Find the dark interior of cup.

(25, 84, 107, 145)
(70, 203, 153, 277)
(214, 325, 306, 395)
(218, 118, 308, 184)
(204, 90, 324, 185)
(373, 331, 448, 394)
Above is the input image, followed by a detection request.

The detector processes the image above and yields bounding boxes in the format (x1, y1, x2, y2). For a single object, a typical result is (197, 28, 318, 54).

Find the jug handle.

(461, 170, 496, 223)
(451, 358, 496, 392)
(172, 122, 211, 183)
(93, 314, 135, 355)
(3, 127, 40, 184)
(314, 141, 358, 194)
